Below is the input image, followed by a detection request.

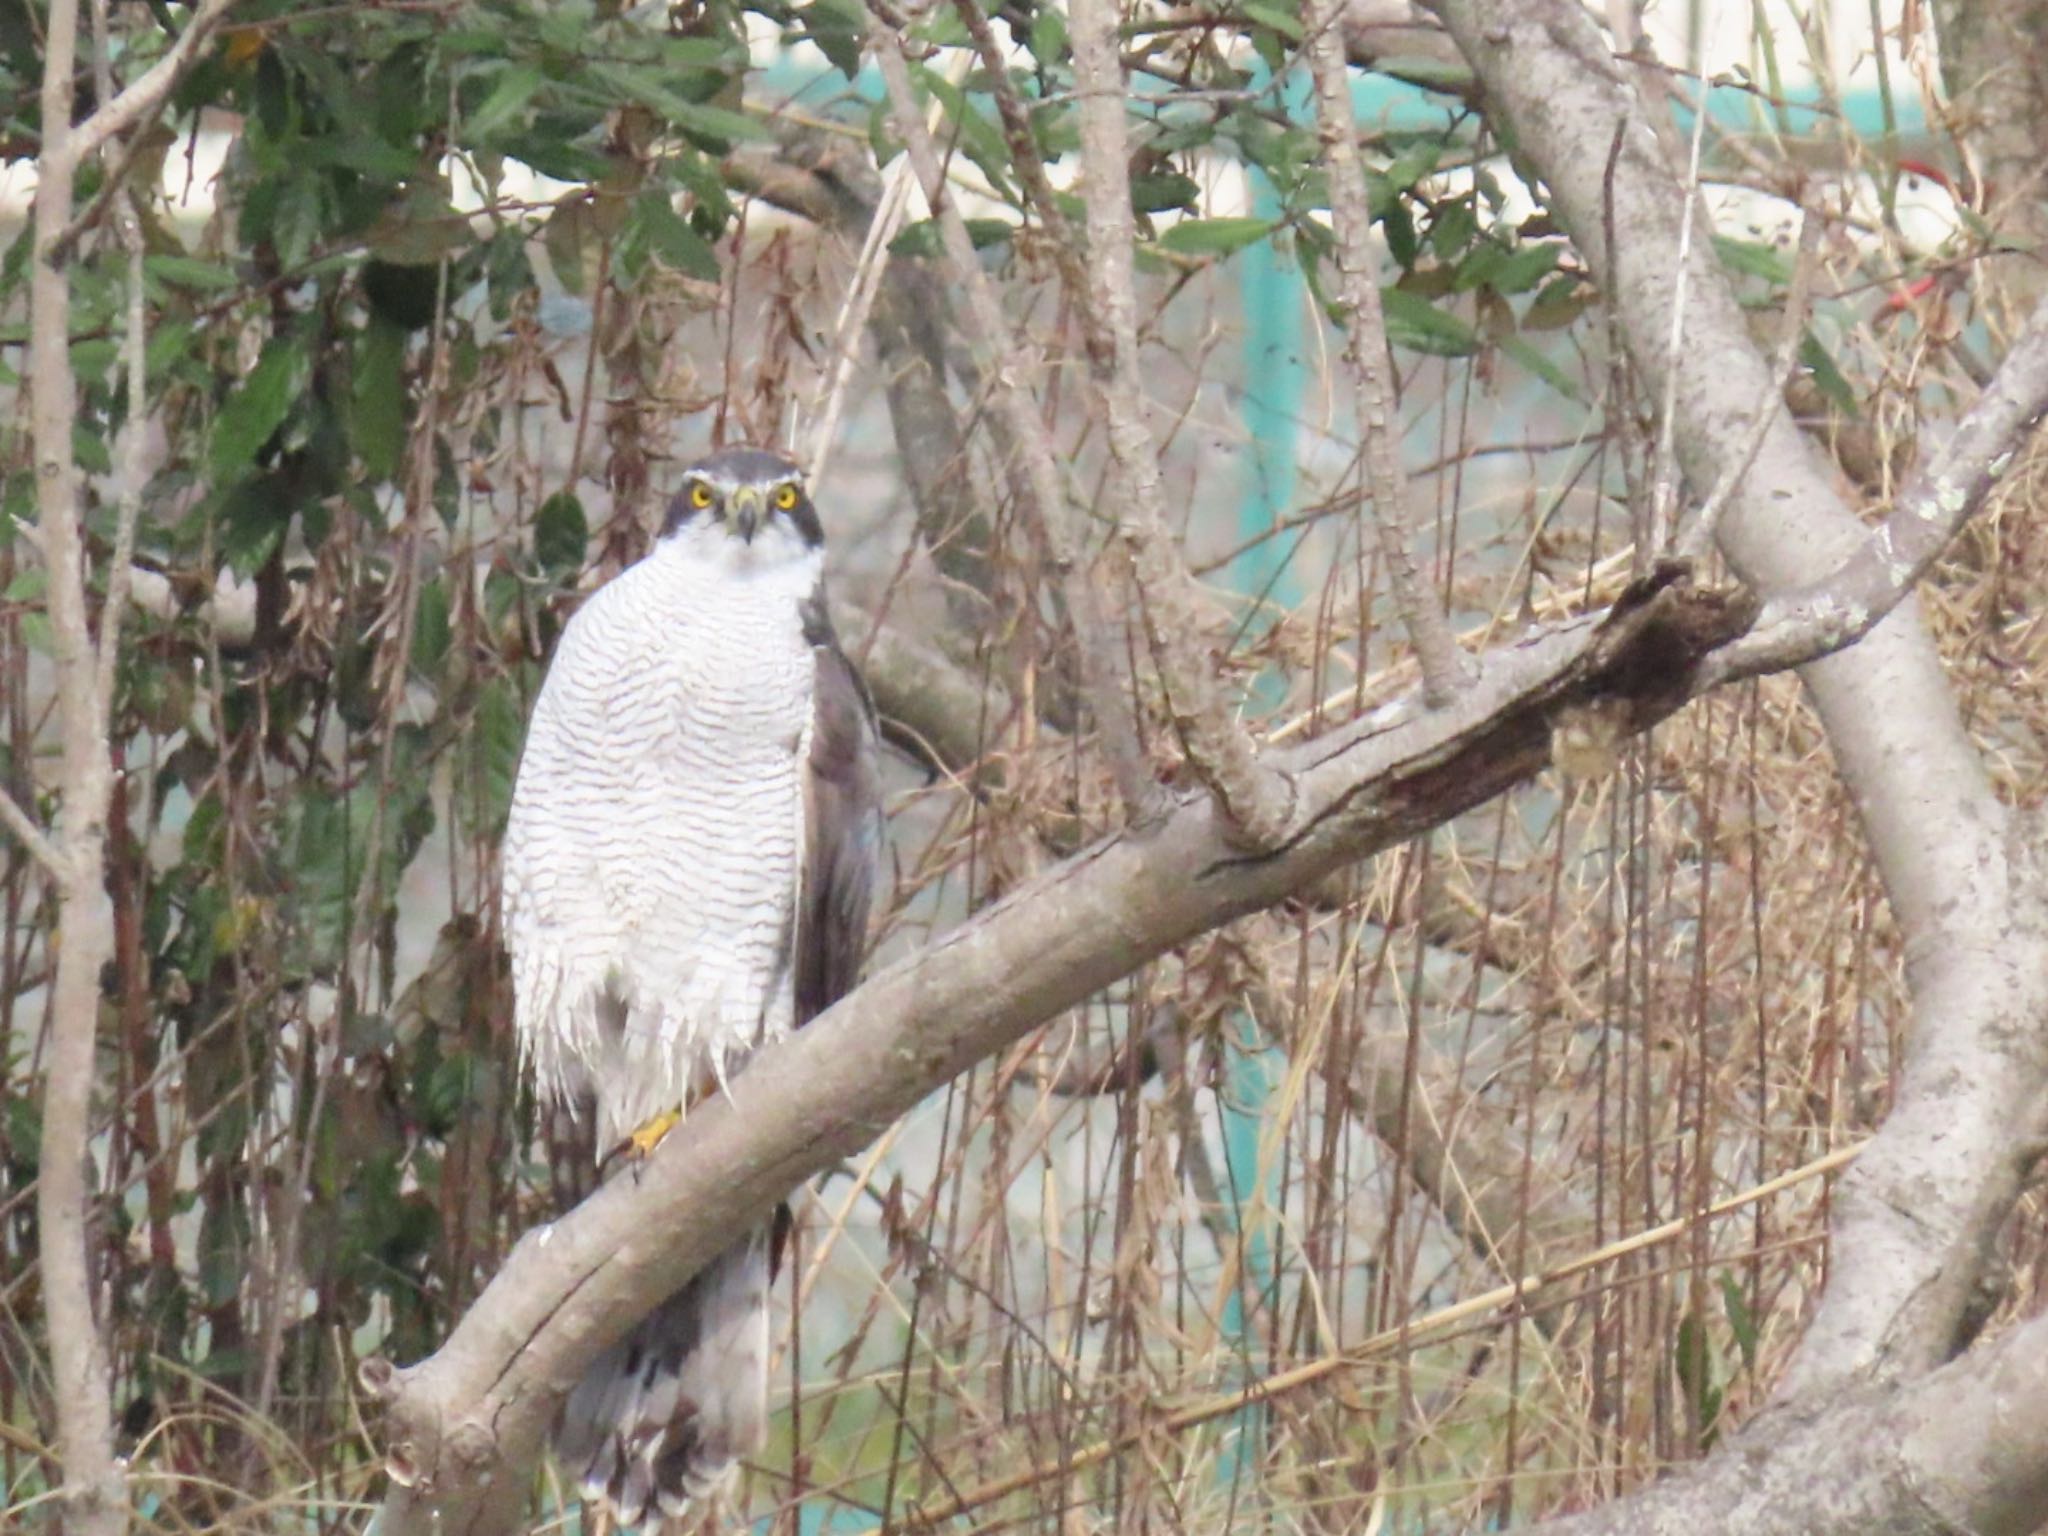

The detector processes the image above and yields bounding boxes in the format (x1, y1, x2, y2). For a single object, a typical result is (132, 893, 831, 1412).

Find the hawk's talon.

(599, 1108, 682, 1179)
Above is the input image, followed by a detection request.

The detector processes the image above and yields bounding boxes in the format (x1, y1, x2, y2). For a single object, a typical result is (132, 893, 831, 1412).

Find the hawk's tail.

(557, 1222, 773, 1528)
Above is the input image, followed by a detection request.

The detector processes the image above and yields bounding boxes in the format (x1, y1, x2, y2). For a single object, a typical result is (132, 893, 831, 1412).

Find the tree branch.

(1706, 288, 2048, 682)
(1304, 0, 1474, 705)
(65, 0, 236, 168)
(1069, 0, 1296, 845)
(29, 0, 126, 1528)
(0, 787, 61, 877)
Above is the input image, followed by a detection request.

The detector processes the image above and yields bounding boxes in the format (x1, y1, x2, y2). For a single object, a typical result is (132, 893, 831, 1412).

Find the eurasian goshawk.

(501, 446, 882, 1525)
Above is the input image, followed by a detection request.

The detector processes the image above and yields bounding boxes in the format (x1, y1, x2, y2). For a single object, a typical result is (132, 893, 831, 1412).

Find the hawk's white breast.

(501, 530, 823, 1145)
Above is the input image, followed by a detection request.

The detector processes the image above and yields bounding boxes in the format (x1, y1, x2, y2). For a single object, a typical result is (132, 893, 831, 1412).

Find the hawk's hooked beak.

(730, 486, 764, 543)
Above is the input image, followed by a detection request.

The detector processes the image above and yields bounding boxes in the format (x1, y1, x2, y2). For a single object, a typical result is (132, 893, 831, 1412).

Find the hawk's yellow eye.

(774, 484, 799, 511)
(688, 483, 713, 509)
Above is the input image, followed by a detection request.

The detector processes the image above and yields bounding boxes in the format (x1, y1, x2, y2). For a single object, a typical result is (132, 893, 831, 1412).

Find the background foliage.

(3, 0, 2042, 1531)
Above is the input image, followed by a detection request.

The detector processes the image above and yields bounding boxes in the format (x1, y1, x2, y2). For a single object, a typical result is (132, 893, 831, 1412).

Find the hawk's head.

(660, 447, 821, 565)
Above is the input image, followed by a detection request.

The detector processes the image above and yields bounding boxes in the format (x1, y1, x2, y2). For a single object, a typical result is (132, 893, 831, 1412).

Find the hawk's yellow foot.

(599, 1109, 681, 1177)
(629, 1108, 681, 1156)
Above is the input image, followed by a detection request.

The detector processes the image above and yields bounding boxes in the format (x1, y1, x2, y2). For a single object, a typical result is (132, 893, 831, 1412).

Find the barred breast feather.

(501, 532, 822, 1147)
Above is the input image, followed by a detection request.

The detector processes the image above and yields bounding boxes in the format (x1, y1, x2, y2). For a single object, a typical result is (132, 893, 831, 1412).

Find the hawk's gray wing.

(797, 595, 883, 1025)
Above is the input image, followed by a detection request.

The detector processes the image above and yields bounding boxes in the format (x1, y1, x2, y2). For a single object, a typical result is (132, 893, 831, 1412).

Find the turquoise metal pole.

(1212, 57, 1315, 1505)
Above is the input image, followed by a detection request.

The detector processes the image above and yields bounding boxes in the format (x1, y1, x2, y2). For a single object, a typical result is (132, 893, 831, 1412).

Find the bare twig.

(1304, 0, 1473, 705)
(1705, 288, 2048, 683)
(1070, 0, 1296, 844)
(48, 1, 238, 266)
(1677, 200, 1821, 560)
(798, 64, 955, 481)
(92, 0, 150, 717)
(865, 14, 1164, 822)
(801, 153, 916, 481)
(726, 133, 1005, 618)
(950, 0, 1104, 357)
(20, 7, 237, 1531)
(1644, 66, 1715, 554)
(0, 787, 61, 876)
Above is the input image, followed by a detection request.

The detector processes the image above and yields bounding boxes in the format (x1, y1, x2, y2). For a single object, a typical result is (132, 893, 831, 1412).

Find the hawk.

(501, 446, 882, 1525)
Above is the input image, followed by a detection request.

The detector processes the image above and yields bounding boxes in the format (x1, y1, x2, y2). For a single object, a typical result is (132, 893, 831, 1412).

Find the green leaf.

(1378, 285, 1478, 355)
(470, 677, 527, 839)
(145, 254, 241, 292)
(71, 338, 117, 383)
(1484, 241, 1560, 296)
(1428, 197, 1479, 260)
(73, 423, 113, 476)
(1157, 216, 1276, 259)
(210, 335, 307, 478)
(665, 99, 772, 147)
(367, 179, 472, 267)
(1382, 199, 1418, 267)
(591, 63, 768, 146)
(1523, 274, 1594, 331)
(1384, 137, 1444, 192)
(146, 317, 198, 382)
(1713, 234, 1792, 284)
(17, 610, 53, 656)
(543, 196, 597, 296)
(353, 317, 407, 481)
(1241, 0, 1303, 38)
(1131, 172, 1200, 215)
(630, 192, 720, 282)
(910, 66, 1014, 196)
(1720, 1272, 1760, 1372)
(1377, 54, 1477, 92)
(888, 217, 1015, 259)
(1674, 1308, 1722, 1448)
(1028, 4, 1067, 64)
(1497, 334, 1583, 401)
(198, 1196, 251, 1309)
(1799, 331, 1860, 416)
(466, 62, 544, 141)
(218, 473, 289, 579)
(802, 0, 867, 78)
(411, 578, 451, 677)
(534, 491, 587, 579)
(271, 173, 328, 271)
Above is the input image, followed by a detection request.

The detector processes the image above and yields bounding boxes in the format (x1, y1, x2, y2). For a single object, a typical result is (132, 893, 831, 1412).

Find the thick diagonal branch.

(1305, 0, 1472, 705)
(1068, 0, 1296, 845)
